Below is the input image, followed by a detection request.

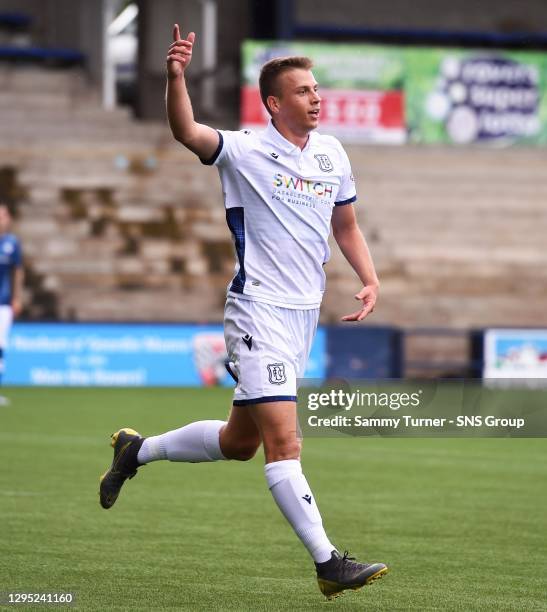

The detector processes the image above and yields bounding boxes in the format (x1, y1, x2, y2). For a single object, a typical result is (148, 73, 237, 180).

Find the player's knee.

(264, 437, 301, 462)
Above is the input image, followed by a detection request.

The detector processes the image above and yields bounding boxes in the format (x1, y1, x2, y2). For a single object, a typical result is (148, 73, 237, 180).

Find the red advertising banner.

(241, 86, 405, 144)
(241, 41, 407, 144)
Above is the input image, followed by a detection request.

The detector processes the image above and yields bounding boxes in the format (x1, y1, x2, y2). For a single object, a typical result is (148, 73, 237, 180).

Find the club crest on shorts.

(314, 153, 333, 173)
(267, 362, 287, 385)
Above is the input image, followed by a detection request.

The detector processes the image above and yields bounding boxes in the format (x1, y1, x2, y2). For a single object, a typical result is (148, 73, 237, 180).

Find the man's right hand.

(167, 24, 195, 78)
(165, 23, 219, 160)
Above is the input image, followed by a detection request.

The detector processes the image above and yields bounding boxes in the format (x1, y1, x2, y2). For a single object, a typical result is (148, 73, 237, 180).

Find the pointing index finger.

(173, 23, 181, 42)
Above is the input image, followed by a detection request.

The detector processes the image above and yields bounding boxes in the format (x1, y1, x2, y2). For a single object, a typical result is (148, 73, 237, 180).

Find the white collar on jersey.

(263, 119, 316, 154)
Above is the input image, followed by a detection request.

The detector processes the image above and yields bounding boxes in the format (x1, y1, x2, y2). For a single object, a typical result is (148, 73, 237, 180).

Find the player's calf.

(220, 440, 260, 461)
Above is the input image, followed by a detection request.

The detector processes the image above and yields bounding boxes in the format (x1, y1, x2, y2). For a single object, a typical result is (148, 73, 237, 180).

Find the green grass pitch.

(1, 387, 546, 611)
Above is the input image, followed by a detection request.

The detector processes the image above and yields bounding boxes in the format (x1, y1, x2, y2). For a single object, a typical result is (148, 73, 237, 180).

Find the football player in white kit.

(100, 26, 387, 599)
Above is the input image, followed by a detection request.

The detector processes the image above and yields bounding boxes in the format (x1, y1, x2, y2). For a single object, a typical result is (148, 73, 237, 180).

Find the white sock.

(137, 420, 227, 464)
(265, 459, 335, 563)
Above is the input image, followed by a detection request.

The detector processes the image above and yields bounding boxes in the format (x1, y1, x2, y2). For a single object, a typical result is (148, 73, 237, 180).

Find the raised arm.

(166, 24, 220, 160)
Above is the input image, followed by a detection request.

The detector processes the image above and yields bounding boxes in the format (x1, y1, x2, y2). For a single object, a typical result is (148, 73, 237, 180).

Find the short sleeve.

(200, 129, 253, 167)
(335, 145, 357, 206)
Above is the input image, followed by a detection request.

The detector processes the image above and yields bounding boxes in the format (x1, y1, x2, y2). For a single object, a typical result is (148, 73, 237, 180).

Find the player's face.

(273, 69, 321, 134)
(0, 206, 10, 234)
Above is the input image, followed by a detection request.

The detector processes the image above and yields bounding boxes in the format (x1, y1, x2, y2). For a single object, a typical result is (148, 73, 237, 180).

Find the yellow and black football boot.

(315, 550, 388, 600)
(99, 428, 144, 509)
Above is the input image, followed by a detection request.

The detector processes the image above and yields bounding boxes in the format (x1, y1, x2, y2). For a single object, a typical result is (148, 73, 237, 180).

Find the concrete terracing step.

(321, 294, 547, 329)
(0, 106, 133, 124)
(61, 286, 226, 322)
(375, 227, 546, 249)
(348, 144, 547, 172)
(0, 91, 75, 110)
(0, 122, 167, 145)
(0, 67, 87, 93)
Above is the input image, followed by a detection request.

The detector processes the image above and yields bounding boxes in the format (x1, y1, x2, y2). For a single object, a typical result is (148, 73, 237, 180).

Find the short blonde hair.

(259, 56, 313, 116)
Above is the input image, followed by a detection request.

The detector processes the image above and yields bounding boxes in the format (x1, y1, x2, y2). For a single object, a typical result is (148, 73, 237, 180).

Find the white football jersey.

(202, 120, 357, 309)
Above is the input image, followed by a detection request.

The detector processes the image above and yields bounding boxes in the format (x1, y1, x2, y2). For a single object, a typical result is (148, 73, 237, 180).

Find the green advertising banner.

(242, 41, 405, 90)
(405, 48, 547, 145)
(242, 40, 547, 146)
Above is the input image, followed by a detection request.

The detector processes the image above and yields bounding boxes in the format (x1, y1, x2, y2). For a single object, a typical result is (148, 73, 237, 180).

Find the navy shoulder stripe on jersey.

(200, 130, 224, 165)
(334, 195, 357, 206)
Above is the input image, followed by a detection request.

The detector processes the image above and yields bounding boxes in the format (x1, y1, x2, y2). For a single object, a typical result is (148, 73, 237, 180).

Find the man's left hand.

(341, 285, 378, 322)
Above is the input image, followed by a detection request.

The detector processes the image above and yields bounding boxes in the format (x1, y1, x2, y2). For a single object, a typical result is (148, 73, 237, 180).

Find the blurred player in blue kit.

(100, 25, 388, 600)
(0, 202, 24, 405)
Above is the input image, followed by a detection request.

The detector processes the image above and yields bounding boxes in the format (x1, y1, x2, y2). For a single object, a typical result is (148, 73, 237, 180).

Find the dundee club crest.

(314, 153, 333, 173)
(267, 363, 287, 385)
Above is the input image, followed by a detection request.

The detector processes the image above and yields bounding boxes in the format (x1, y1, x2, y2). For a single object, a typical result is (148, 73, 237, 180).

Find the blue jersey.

(0, 233, 22, 305)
